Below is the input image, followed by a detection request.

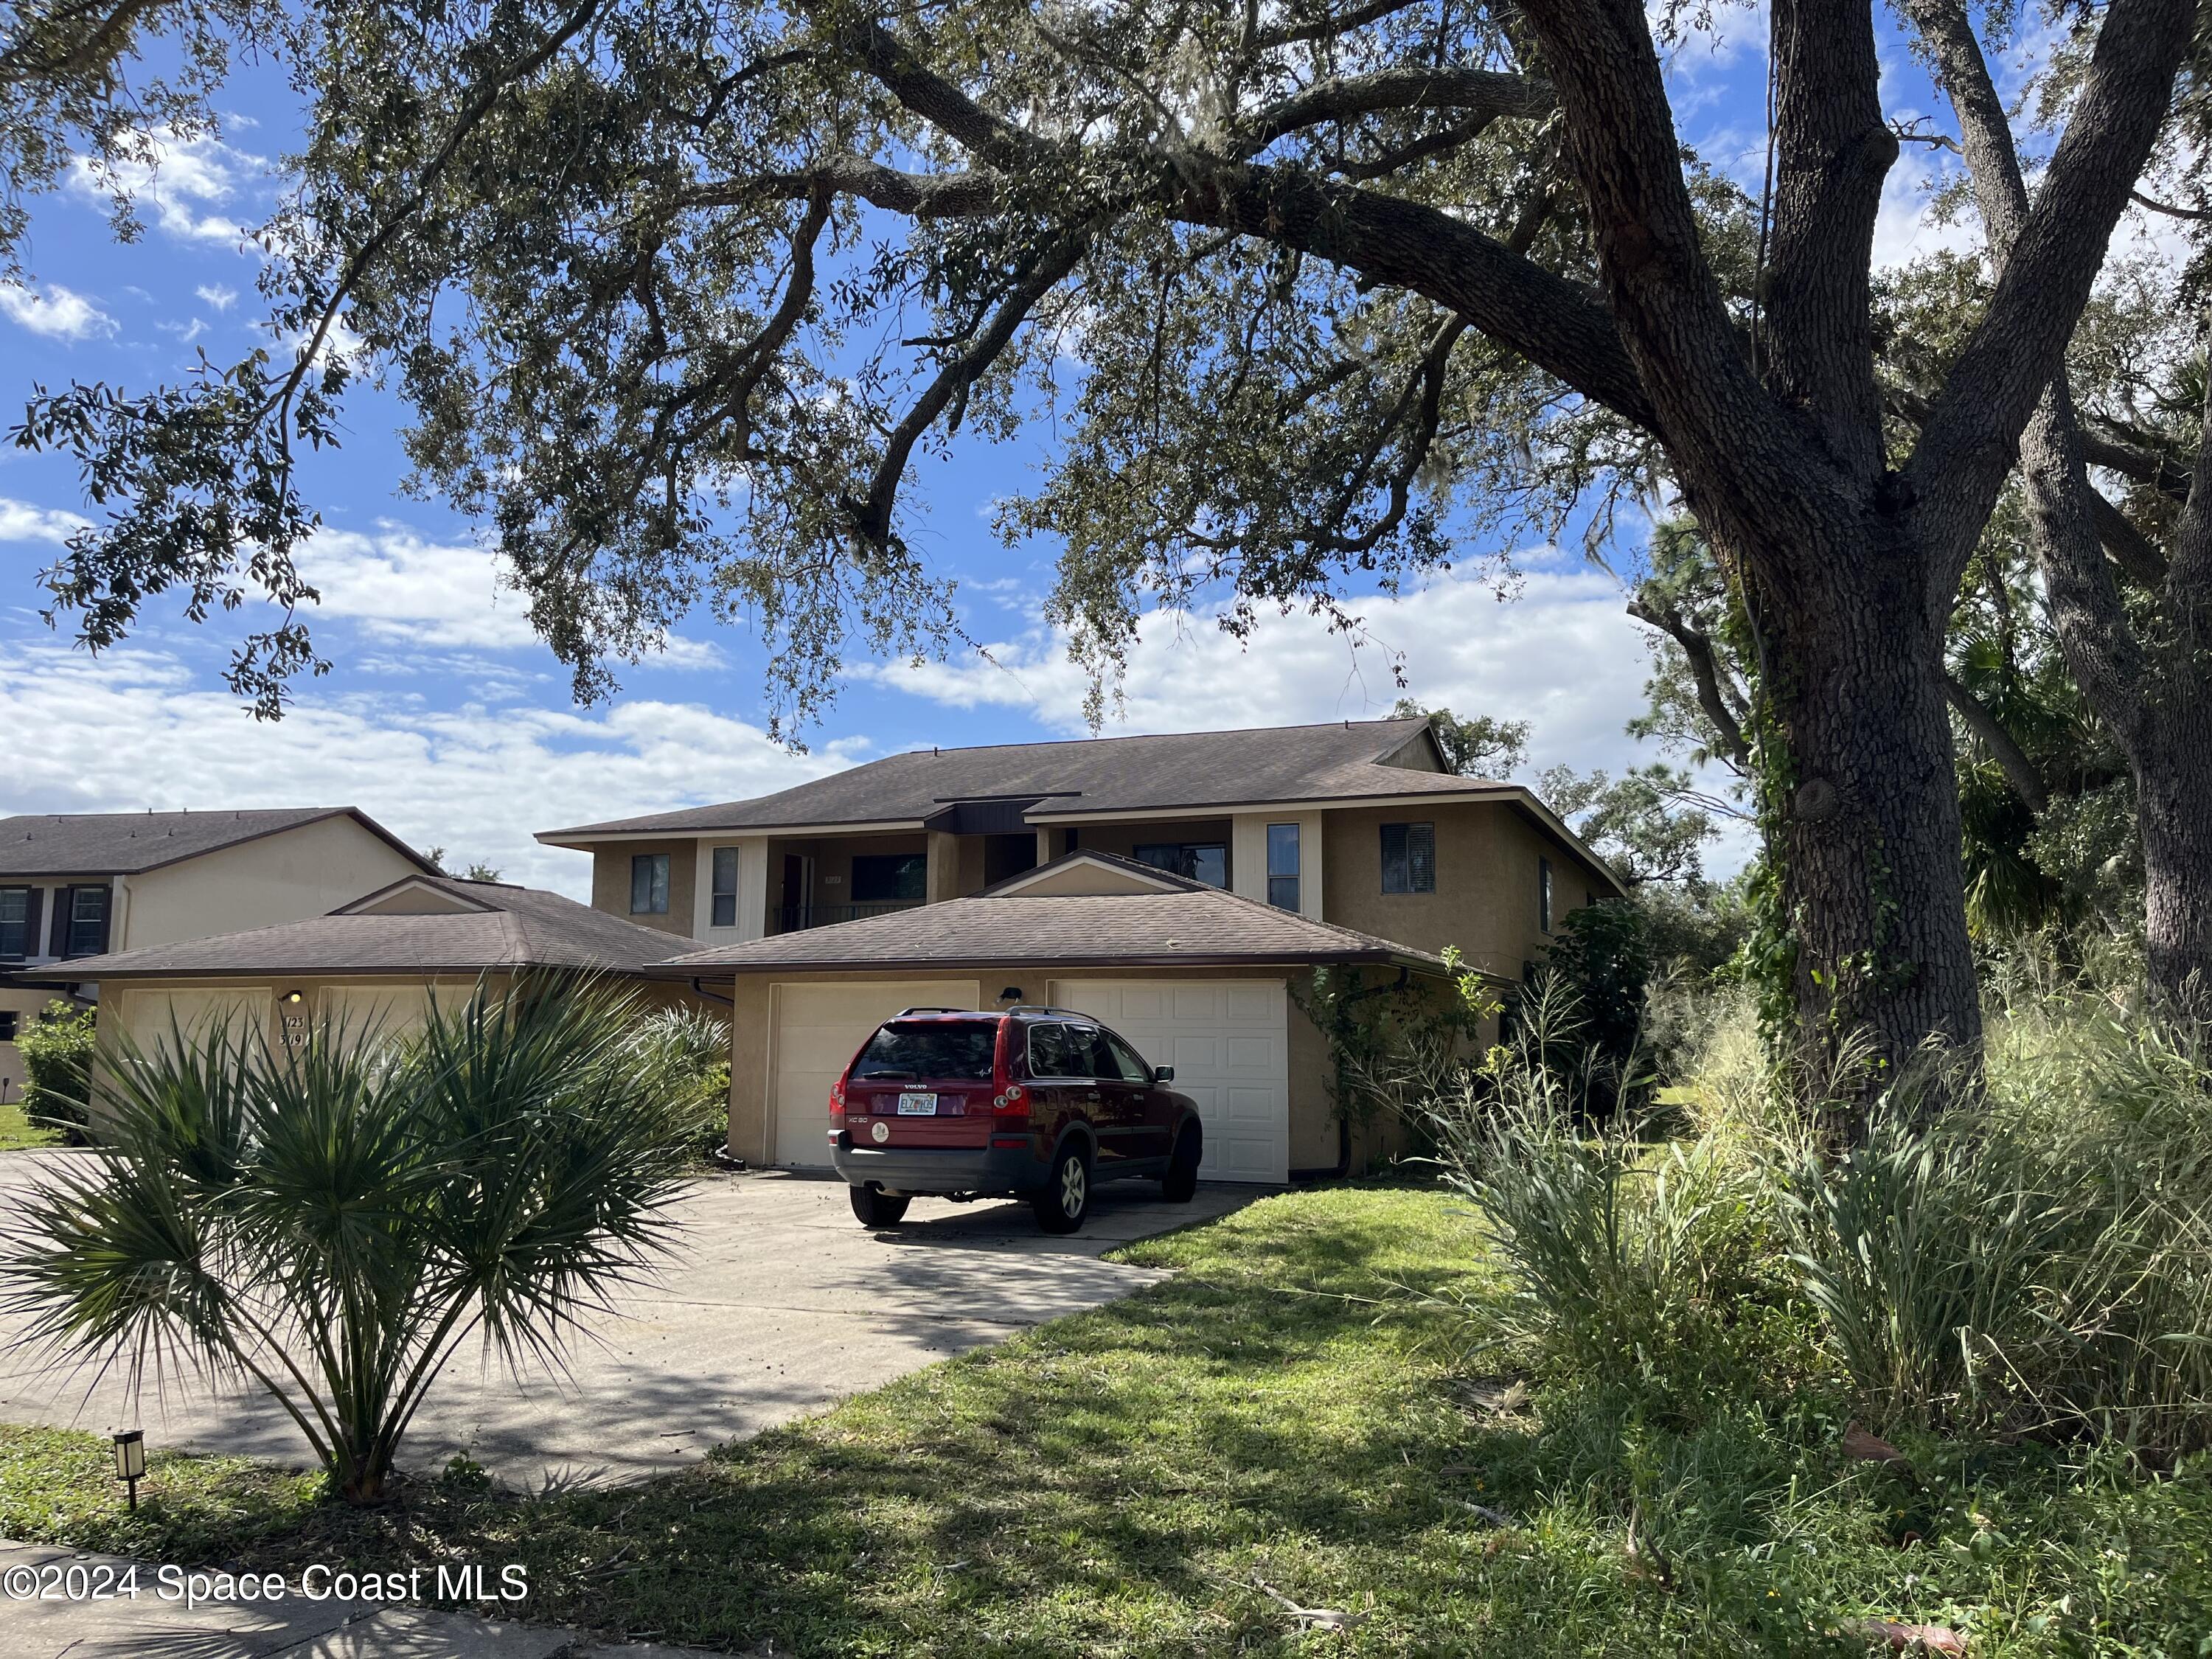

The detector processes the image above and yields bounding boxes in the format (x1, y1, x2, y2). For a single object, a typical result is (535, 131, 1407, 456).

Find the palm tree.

(5, 974, 712, 1503)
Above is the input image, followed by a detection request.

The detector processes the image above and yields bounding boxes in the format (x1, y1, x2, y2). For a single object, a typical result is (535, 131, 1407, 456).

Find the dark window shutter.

(49, 888, 72, 958)
(21, 887, 42, 961)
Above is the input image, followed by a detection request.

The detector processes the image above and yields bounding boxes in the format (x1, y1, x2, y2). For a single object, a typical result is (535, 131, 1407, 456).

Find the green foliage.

(1387, 698, 1528, 779)
(4, 973, 698, 1503)
(1542, 900, 1651, 1071)
(1540, 762, 1719, 887)
(617, 1005, 732, 1155)
(15, 998, 95, 1141)
(1292, 953, 1498, 1150)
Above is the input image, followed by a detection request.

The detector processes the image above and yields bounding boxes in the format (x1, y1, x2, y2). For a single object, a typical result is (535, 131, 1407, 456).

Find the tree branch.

(1904, 0, 2196, 587)
(1625, 594, 1752, 771)
(1232, 66, 1554, 156)
(1941, 669, 2049, 814)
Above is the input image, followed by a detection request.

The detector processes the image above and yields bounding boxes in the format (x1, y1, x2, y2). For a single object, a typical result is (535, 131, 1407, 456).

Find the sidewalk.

(0, 1537, 723, 1658)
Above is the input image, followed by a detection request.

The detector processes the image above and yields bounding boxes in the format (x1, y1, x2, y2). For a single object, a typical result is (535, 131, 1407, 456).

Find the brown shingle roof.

(0, 807, 434, 877)
(660, 873, 1447, 975)
(539, 717, 1484, 840)
(43, 877, 688, 979)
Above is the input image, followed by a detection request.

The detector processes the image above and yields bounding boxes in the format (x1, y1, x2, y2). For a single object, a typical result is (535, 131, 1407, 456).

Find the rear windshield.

(852, 1020, 999, 1082)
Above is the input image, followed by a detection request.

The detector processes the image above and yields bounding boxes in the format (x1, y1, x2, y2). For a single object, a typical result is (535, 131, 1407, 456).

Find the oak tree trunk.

(2138, 691, 2212, 1009)
(1750, 521, 1983, 1094)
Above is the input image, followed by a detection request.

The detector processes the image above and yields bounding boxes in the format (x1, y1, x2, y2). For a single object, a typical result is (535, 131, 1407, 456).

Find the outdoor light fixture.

(112, 1430, 145, 1511)
(282, 990, 305, 1005)
(998, 987, 1023, 1004)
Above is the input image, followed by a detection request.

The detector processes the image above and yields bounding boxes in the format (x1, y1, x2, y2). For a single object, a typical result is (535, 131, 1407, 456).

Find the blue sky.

(0, 7, 2028, 895)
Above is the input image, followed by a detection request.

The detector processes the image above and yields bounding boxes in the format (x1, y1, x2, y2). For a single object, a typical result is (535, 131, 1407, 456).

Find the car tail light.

(829, 1068, 849, 1121)
(991, 1020, 1029, 1117)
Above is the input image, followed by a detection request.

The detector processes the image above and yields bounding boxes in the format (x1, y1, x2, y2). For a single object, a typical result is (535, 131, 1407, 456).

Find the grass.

(4, 1183, 2211, 1654)
(0, 1096, 63, 1150)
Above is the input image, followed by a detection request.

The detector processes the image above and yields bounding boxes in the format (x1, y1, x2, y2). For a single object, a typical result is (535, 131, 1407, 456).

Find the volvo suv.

(829, 1006, 1205, 1234)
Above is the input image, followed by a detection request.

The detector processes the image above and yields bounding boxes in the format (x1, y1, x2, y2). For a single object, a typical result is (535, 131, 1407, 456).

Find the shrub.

(16, 1000, 95, 1142)
(5, 973, 700, 1503)
(618, 1006, 732, 1154)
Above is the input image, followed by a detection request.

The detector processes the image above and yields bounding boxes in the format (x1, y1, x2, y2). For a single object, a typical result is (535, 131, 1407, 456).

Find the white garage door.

(116, 987, 271, 1057)
(769, 981, 981, 1168)
(1050, 978, 1289, 1183)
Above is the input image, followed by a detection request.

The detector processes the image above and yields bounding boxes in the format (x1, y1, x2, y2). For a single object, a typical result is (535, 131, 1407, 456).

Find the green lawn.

(0, 1096, 63, 1150)
(4, 1184, 2208, 1655)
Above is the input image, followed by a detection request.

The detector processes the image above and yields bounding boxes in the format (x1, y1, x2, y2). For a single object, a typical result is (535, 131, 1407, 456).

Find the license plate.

(896, 1091, 939, 1116)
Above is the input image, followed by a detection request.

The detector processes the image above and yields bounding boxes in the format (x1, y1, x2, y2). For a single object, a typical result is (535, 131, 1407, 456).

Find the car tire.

(1032, 1144, 1092, 1234)
(849, 1185, 911, 1228)
(1161, 1123, 1203, 1203)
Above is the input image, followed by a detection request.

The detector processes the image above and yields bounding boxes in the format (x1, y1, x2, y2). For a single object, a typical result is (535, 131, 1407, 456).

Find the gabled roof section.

(43, 877, 688, 980)
(659, 872, 1450, 977)
(0, 807, 436, 879)
(538, 716, 1492, 842)
(977, 849, 1202, 899)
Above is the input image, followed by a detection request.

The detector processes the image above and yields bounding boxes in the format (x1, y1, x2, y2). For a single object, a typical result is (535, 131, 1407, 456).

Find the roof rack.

(1002, 1004, 1095, 1020)
(894, 1006, 979, 1016)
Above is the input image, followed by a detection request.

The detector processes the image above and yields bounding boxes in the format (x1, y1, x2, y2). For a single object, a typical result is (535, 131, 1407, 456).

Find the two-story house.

(0, 807, 435, 1098)
(539, 717, 1622, 1183)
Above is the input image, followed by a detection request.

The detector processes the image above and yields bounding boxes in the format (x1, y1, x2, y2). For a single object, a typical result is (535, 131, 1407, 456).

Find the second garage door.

(1049, 978, 1289, 1183)
(768, 981, 981, 1168)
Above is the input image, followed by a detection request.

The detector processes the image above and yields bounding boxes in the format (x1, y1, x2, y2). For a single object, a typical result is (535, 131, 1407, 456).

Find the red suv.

(830, 1006, 1205, 1234)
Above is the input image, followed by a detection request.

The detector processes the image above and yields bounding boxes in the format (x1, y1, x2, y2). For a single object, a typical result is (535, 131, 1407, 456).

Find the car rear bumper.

(831, 1135, 1044, 1195)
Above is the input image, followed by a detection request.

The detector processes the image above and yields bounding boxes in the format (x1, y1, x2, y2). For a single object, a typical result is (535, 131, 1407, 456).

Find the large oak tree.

(7, 0, 2202, 1079)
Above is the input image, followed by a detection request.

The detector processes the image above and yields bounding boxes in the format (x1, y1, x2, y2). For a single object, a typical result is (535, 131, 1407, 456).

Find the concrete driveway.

(0, 1155, 1252, 1490)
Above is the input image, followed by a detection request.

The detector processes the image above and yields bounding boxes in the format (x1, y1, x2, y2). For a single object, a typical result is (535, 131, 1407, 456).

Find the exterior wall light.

(998, 986, 1023, 1004)
(112, 1429, 145, 1509)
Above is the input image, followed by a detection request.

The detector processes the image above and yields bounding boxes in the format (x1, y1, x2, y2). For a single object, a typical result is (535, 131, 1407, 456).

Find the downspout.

(689, 976, 735, 1008)
(1290, 964, 1411, 1183)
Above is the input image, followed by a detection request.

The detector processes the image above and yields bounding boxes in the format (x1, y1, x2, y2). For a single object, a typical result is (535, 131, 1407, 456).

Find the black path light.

(112, 1429, 145, 1510)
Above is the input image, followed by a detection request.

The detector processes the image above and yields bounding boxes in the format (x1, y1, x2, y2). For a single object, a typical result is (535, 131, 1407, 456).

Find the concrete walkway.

(0, 1159, 1253, 1490)
(1, 1534, 714, 1658)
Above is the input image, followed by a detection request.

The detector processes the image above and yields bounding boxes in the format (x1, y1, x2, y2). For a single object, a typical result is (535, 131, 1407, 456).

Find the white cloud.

(297, 526, 542, 651)
(69, 131, 264, 246)
(0, 282, 117, 341)
(0, 641, 862, 896)
(0, 498, 90, 546)
(852, 560, 1750, 874)
(195, 283, 239, 311)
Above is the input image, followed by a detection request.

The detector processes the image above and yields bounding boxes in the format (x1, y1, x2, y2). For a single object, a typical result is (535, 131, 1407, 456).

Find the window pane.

(1106, 1034, 1152, 1084)
(1134, 843, 1226, 888)
(66, 886, 108, 956)
(1266, 823, 1299, 876)
(1027, 1023, 1075, 1078)
(1408, 823, 1436, 893)
(630, 854, 669, 914)
(1380, 824, 1408, 894)
(1192, 845, 1225, 888)
(0, 888, 24, 959)
(1539, 857, 1553, 932)
(852, 1020, 998, 1081)
(852, 853, 927, 903)
(711, 847, 738, 928)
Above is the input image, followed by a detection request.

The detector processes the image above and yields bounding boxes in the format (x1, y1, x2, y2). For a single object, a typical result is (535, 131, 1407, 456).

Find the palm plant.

(4, 974, 701, 1503)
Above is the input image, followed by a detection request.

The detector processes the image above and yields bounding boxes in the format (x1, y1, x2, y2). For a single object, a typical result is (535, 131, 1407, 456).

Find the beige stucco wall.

(1324, 799, 1613, 983)
(716, 962, 1374, 1174)
(590, 841, 698, 937)
(121, 815, 426, 951)
(91, 972, 709, 1127)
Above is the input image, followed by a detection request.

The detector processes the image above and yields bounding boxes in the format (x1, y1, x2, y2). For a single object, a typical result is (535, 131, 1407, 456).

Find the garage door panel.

(770, 981, 979, 1169)
(1050, 978, 1288, 1184)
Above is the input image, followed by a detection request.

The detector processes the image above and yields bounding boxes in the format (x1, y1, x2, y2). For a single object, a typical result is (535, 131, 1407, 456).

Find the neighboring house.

(542, 717, 1624, 1183)
(53, 874, 706, 1113)
(0, 807, 434, 1103)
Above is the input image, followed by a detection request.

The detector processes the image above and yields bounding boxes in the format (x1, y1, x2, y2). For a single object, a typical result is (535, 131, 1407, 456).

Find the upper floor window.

(61, 886, 109, 958)
(630, 853, 670, 915)
(852, 853, 928, 905)
(711, 846, 739, 928)
(1380, 822, 1436, 894)
(1134, 842, 1225, 888)
(1266, 823, 1301, 911)
(0, 887, 32, 961)
(1539, 857, 1554, 933)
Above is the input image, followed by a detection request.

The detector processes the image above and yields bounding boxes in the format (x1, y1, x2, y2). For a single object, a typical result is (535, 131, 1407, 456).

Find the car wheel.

(1032, 1144, 1091, 1234)
(1161, 1123, 1203, 1203)
(849, 1185, 911, 1228)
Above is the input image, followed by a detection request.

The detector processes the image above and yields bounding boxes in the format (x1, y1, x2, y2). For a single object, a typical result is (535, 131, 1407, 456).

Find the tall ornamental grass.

(1438, 985, 2212, 1458)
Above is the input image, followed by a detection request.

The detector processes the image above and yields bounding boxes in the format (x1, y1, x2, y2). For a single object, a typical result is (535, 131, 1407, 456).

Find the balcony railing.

(775, 899, 925, 933)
